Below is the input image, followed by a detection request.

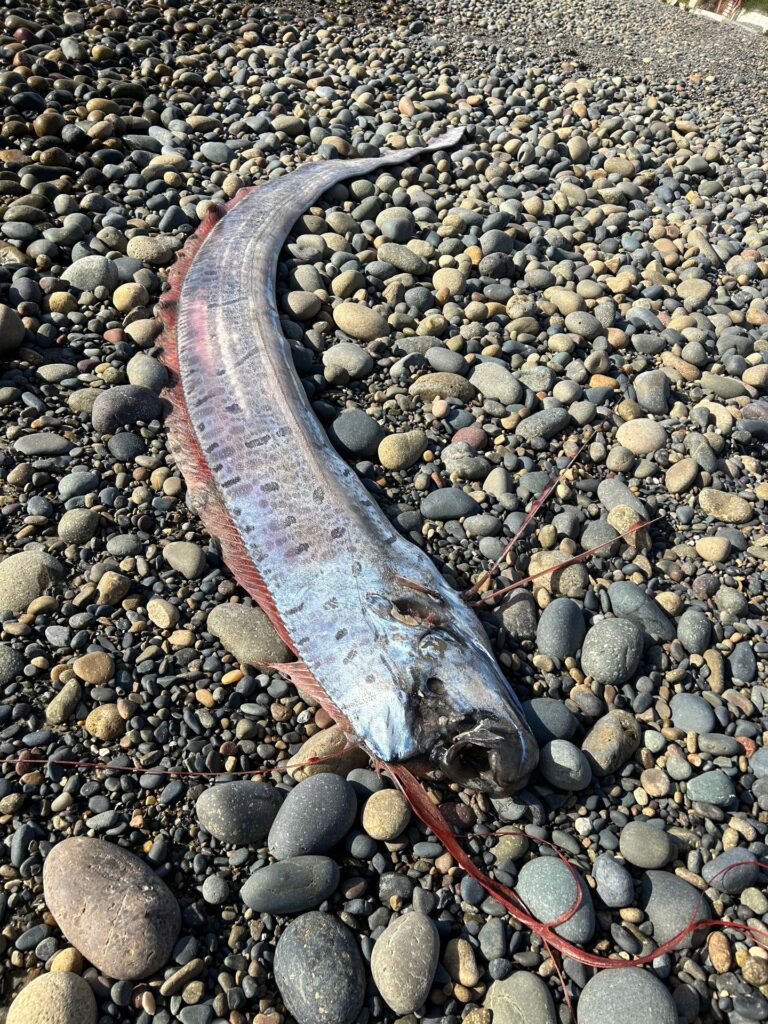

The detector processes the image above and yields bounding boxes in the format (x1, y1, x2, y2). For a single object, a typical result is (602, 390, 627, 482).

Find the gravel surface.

(1, 0, 767, 1021)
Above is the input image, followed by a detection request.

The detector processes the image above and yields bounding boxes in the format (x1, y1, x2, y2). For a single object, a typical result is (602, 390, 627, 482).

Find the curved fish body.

(160, 127, 538, 793)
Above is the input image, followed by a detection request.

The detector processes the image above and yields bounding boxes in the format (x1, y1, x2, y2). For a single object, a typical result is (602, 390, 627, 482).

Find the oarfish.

(157, 126, 538, 794)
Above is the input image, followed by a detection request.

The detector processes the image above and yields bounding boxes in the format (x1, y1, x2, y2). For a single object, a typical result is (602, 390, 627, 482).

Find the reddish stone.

(103, 328, 125, 344)
(452, 425, 489, 450)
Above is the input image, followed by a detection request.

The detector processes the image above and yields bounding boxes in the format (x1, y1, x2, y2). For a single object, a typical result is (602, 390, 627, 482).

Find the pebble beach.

(1, 0, 767, 1022)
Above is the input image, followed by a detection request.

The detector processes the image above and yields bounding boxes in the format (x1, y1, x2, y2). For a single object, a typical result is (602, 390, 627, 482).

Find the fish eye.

(425, 677, 446, 697)
(391, 596, 438, 627)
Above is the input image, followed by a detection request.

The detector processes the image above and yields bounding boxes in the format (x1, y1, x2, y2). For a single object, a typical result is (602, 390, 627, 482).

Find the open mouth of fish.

(432, 719, 535, 792)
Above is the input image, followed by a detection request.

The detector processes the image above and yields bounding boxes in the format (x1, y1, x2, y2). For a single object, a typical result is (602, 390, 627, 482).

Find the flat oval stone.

(43, 837, 180, 980)
(274, 912, 365, 1024)
(267, 773, 357, 860)
(371, 911, 440, 1014)
(241, 856, 339, 914)
(195, 781, 282, 845)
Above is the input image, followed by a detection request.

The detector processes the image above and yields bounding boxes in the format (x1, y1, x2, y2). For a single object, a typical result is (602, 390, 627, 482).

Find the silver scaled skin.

(172, 126, 539, 793)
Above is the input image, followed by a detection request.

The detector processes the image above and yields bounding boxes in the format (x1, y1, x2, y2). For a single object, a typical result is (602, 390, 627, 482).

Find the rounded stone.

(126, 352, 167, 393)
(522, 698, 577, 744)
(665, 458, 699, 495)
(43, 837, 181, 979)
(195, 781, 282, 845)
(267, 773, 357, 860)
(7, 971, 97, 1024)
(0, 303, 25, 353)
(125, 235, 176, 265)
(676, 609, 712, 655)
(420, 487, 478, 520)
(73, 652, 114, 685)
(670, 693, 716, 734)
(333, 302, 389, 342)
(608, 582, 675, 642)
(592, 853, 634, 908)
(535, 598, 585, 660)
(686, 770, 736, 807)
(61, 255, 118, 292)
(470, 362, 524, 405)
(580, 618, 644, 684)
(91, 385, 162, 434)
(701, 848, 760, 894)
(408, 372, 477, 403)
(274, 912, 365, 1024)
(163, 541, 207, 580)
(576, 968, 677, 1024)
(640, 870, 710, 948)
(582, 710, 642, 777)
(207, 602, 292, 666)
(698, 488, 752, 524)
(0, 643, 24, 686)
(322, 341, 374, 380)
(615, 419, 667, 455)
(328, 408, 384, 459)
(0, 551, 64, 615)
(484, 971, 557, 1024)
(378, 429, 428, 470)
(241, 856, 340, 914)
(362, 789, 411, 840)
(58, 509, 100, 545)
(371, 911, 439, 1014)
(619, 821, 673, 869)
(84, 704, 125, 741)
(113, 283, 149, 312)
(516, 408, 570, 441)
(539, 740, 592, 791)
(515, 857, 595, 943)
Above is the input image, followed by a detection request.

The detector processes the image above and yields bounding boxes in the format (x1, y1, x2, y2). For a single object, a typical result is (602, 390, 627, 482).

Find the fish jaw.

(434, 718, 539, 795)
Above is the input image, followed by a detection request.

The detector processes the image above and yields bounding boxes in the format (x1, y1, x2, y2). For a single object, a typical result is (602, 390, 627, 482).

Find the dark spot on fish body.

(261, 481, 279, 493)
(331, 526, 344, 539)
(245, 434, 271, 449)
(335, 628, 348, 641)
(343, 648, 358, 665)
(287, 543, 310, 557)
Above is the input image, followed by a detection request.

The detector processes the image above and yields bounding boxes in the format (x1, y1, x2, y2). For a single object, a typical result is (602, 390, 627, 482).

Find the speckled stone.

(7, 971, 96, 1024)
(43, 837, 180, 979)
(274, 912, 365, 1024)
(195, 781, 282, 845)
(371, 912, 439, 1014)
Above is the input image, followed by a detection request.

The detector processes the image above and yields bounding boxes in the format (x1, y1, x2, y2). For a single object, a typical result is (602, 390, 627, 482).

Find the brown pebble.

(707, 932, 732, 973)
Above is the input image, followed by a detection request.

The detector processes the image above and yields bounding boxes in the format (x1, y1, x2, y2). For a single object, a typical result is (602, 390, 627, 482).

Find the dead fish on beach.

(157, 126, 538, 794)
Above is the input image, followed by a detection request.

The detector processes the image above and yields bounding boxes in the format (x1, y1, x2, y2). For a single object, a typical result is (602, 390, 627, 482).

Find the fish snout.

(434, 719, 538, 795)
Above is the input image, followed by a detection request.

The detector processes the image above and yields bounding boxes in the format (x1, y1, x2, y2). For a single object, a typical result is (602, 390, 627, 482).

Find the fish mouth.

(434, 720, 537, 795)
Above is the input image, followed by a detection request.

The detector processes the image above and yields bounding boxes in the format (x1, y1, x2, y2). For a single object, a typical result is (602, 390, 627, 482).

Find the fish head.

(365, 584, 538, 795)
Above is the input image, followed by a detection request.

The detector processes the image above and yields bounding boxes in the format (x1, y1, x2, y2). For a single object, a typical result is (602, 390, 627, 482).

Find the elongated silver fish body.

(172, 127, 538, 792)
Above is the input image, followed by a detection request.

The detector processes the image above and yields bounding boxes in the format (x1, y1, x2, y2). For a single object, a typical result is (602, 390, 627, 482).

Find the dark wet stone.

(268, 774, 357, 859)
(195, 781, 282, 845)
(274, 912, 365, 1024)
(241, 856, 339, 914)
